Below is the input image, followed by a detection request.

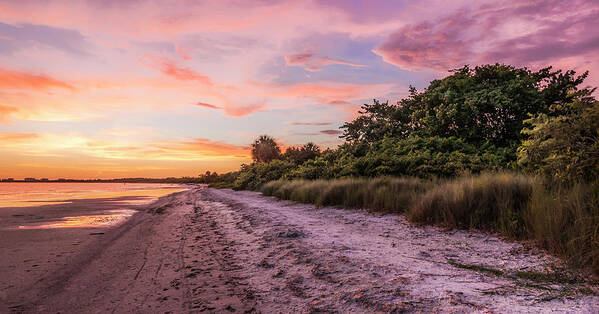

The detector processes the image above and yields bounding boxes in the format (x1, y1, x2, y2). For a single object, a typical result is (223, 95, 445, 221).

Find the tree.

(283, 142, 321, 164)
(251, 135, 281, 163)
(341, 98, 415, 144)
(342, 64, 589, 152)
(518, 89, 599, 182)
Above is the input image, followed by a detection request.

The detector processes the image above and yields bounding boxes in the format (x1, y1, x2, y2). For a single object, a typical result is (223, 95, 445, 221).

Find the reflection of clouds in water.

(17, 209, 136, 229)
(0, 183, 187, 208)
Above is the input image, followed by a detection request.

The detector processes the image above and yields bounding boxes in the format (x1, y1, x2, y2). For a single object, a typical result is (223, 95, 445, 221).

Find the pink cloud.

(223, 104, 264, 117)
(143, 55, 212, 85)
(175, 45, 192, 61)
(285, 52, 365, 72)
(194, 102, 263, 117)
(373, 1, 599, 75)
(195, 102, 222, 109)
(257, 82, 368, 103)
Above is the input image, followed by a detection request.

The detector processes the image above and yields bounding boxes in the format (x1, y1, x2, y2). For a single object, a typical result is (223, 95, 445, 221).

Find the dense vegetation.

(202, 64, 599, 274)
(227, 64, 595, 185)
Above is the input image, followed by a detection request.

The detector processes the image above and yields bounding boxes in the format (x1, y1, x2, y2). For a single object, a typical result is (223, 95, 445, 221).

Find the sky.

(0, 0, 598, 179)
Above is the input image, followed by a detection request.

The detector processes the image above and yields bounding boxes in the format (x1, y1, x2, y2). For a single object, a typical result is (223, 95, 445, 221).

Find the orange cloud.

(155, 138, 250, 158)
(222, 104, 264, 117)
(0, 132, 39, 141)
(84, 137, 251, 160)
(194, 102, 263, 117)
(143, 55, 212, 85)
(0, 105, 18, 122)
(0, 67, 74, 91)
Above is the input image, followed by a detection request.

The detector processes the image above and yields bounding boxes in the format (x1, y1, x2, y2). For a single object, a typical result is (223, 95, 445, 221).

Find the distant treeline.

(203, 63, 599, 274)
(2, 177, 206, 183)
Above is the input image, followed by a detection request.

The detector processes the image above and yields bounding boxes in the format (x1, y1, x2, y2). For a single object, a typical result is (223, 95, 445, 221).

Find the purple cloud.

(290, 122, 332, 126)
(320, 129, 342, 135)
(373, 1, 599, 71)
(0, 22, 88, 55)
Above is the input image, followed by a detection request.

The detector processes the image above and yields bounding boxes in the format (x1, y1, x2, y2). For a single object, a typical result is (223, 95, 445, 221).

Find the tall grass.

(259, 174, 599, 274)
(409, 173, 534, 237)
(526, 183, 599, 274)
(261, 177, 427, 213)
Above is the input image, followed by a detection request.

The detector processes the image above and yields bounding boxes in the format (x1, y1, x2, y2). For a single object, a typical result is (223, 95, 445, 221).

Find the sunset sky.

(1, 0, 598, 179)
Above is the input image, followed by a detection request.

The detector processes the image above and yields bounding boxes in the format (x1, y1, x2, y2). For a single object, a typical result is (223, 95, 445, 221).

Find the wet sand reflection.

(17, 209, 136, 229)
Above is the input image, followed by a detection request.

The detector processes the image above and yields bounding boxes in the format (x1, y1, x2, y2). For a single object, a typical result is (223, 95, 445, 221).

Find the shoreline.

(2, 186, 598, 312)
(0, 187, 189, 307)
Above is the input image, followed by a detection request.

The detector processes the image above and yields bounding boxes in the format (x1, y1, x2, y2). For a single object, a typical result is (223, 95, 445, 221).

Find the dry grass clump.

(526, 183, 599, 274)
(408, 173, 534, 237)
(261, 177, 426, 213)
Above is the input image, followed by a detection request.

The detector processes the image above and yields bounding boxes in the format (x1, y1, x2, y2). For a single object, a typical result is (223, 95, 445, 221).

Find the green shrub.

(233, 160, 295, 190)
(518, 90, 599, 183)
(348, 136, 512, 178)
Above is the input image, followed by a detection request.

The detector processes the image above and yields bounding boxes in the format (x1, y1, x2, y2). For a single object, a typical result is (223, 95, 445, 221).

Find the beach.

(1, 186, 598, 312)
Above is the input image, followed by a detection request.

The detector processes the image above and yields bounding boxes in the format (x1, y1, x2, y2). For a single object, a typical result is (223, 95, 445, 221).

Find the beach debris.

(277, 228, 304, 239)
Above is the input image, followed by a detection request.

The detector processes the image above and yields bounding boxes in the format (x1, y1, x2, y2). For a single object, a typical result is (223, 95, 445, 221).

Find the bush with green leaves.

(283, 142, 321, 165)
(518, 89, 599, 183)
(344, 136, 511, 178)
(232, 159, 295, 190)
(342, 64, 588, 150)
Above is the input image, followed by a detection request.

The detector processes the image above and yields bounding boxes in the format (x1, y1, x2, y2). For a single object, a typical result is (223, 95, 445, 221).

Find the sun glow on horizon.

(1, 0, 598, 179)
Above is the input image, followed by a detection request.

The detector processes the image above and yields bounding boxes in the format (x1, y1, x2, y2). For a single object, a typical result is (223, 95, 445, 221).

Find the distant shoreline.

(0, 179, 203, 184)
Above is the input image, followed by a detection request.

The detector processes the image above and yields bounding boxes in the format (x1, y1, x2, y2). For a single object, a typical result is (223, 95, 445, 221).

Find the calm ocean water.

(0, 182, 187, 208)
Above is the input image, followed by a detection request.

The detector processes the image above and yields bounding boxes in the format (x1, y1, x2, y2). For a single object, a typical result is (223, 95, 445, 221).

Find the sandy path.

(4, 186, 598, 313)
(203, 188, 599, 313)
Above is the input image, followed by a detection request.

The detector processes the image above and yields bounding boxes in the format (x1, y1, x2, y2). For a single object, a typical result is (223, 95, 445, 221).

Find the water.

(0, 182, 187, 208)
(0, 183, 188, 229)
